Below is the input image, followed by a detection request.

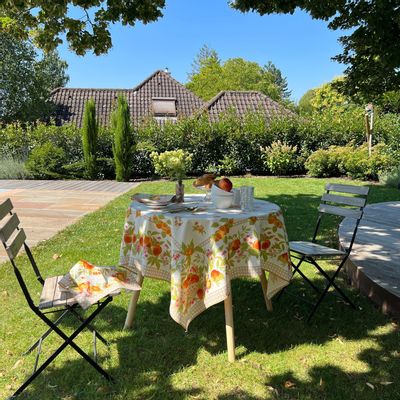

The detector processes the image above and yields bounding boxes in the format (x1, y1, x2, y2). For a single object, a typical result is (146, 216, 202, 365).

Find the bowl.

(211, 183, 232, 197)
(213, 195, 233, 209)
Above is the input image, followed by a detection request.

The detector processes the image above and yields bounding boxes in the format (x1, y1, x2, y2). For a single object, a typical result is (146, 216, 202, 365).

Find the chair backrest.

(313, 183, 369, 252)
(0, 198, 44, 307)
(319, 183, 369, 220)
(0, 199, 27, 260)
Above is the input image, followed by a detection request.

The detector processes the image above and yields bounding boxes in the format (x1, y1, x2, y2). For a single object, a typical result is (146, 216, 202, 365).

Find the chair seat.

(289, 241, 346, 258)
(39, 275, 122, 310)
(39, 275, 78, 309)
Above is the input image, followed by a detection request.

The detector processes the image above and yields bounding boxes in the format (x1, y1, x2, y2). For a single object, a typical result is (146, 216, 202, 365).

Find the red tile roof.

(203, 91, 293, 122)
(50, 73, 294, 127)
(50, 70, 205, 127)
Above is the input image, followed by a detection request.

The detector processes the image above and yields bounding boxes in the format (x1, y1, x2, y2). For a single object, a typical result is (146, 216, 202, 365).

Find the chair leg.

(12, 298, 114, 398)
(68, 306, 109, 346)
(277, 256, 320, 300)
(23, 309, 70, 355)
(310, 259, 356, 308)
(307, 258, 356, 322)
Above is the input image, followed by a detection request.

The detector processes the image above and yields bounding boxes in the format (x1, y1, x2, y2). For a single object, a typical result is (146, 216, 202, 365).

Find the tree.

(112, 95, 134, 182)
(264, 61, 291, 100)
(0, 1, 165, 55)
(298, 89, 316, 115)
(0, 32, 68, 123)
(298, 78, 357, 115)
(186, 47, 289, 102)
(231, 0, 400, 100)
(82, 99, 98, 180)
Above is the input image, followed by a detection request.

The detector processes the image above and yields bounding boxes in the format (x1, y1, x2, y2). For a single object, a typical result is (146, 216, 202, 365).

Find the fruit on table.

(193, 173, 217, 189)
(218, 177, 233, 192)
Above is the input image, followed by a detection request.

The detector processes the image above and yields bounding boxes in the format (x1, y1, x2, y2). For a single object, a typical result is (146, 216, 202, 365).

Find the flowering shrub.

(261, 141, 299, 175)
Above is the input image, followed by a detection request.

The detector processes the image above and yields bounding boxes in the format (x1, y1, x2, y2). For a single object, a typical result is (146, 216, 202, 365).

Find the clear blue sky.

(59, 0, 345, 102)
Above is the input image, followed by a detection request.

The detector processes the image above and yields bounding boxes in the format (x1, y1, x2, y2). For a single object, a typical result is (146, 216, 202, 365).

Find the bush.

(1, 105, 400, 180)
(261, 141, 299, 175)
(0, 157, 31, 179)
(26, 142, 66, 179)
(305, 144, 393, 180)
(379, 166, 400, 188)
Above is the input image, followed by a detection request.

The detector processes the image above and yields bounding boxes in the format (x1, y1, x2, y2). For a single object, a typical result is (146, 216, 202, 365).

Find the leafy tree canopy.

(0, 1, 165, 56)
(231, 0, 400, 100)
(186, 45, 291, 103)
(0, 32, 69, 123)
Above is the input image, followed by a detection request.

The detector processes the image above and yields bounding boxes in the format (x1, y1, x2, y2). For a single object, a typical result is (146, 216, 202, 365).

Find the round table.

(119, 194, 292, 362)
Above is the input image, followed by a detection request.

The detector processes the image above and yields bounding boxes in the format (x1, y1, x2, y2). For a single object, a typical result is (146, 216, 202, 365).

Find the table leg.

(224, 291, 236, 362)
(124, 272, 144, 330)
(260, 271, 273, 312)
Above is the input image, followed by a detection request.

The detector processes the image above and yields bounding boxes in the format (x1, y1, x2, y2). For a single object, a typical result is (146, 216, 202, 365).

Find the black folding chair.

(283, 183, 369, 322)
(0, 198, 127, 398)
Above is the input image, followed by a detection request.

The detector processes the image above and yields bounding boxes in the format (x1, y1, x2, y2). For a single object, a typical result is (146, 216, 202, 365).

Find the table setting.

(119, 173, 292, 362)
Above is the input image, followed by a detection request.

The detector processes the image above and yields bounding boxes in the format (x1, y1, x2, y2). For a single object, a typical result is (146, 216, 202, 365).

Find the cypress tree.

(82, 99, 98, 179)
(112, 95, 134, 181)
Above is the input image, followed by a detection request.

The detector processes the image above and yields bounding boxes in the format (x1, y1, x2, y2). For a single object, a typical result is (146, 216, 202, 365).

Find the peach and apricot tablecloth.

(119, 195, 291, 329)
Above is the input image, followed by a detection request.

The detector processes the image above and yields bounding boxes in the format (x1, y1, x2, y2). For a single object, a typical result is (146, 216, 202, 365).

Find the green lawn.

(1, 177, 400, 400)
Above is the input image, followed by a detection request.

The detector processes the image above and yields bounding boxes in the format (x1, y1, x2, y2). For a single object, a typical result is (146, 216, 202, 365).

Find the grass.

(1, 177, 400, 399)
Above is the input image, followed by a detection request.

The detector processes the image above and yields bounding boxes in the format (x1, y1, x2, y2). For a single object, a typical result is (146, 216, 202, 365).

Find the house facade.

(50, 70, 291, 127)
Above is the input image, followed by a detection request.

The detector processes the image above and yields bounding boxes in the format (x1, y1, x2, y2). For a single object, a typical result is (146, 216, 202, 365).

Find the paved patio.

(340, 202, 400, 317)
(0, 180, 138, 263)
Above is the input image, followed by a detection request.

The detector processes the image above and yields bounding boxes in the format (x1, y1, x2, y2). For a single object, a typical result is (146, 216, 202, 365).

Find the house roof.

(50, 70, 205, 127)
(203, 91, 293, 122)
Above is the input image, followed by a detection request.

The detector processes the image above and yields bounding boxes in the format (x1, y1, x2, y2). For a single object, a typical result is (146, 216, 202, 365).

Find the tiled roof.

(203, 91, 293, 122)
(50, 70, 205, 127)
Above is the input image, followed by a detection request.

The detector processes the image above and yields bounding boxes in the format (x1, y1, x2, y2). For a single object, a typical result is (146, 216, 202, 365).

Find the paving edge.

(344, 257, 400, 318)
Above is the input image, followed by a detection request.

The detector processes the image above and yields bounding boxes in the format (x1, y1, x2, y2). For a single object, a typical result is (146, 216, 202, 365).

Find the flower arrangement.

(150, 150, 193, 202)
(150, 149, 192, 184)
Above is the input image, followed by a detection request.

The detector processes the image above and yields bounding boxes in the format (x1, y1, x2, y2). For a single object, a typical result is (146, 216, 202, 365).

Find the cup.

(232, 188, 241, 207)
(240, 186, 254, 211)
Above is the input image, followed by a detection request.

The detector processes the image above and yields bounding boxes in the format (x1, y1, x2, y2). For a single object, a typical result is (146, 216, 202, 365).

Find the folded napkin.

(59, 260, 140, 309)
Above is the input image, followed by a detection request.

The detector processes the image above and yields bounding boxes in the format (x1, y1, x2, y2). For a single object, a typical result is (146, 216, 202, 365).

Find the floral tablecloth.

(119, 195, 291, 329)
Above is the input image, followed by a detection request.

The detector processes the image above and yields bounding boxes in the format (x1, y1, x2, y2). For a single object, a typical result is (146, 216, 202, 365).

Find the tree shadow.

(11, 185, 400, 399)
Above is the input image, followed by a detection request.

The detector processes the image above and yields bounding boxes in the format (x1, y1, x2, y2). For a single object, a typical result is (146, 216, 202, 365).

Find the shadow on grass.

(21, 275, 400, 399)
(13, 187, 400, 399)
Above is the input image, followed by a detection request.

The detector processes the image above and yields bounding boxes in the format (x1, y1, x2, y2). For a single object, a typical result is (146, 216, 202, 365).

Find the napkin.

(58, 260, 140, 309)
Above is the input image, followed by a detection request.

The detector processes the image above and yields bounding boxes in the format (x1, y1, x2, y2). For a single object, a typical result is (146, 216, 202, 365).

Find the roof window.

(152, 97, 177, 117)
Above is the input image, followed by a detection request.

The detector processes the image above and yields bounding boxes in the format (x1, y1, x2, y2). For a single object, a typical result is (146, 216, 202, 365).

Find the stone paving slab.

(0, 180, 138, 263)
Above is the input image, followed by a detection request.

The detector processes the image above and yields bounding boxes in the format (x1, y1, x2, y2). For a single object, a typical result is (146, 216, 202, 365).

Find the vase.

(175, 181, 184, 203)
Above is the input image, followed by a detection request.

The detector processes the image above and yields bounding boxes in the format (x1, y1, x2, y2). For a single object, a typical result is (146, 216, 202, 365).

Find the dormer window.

(152, 97, 177, 117)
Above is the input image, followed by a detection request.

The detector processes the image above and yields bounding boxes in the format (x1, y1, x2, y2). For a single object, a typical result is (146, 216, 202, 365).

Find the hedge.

(1, 108, 399, 180)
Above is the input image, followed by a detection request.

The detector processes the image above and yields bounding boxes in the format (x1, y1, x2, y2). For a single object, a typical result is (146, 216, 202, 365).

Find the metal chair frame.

(282, 183, 369, 321)
(0, 199, 115, 398)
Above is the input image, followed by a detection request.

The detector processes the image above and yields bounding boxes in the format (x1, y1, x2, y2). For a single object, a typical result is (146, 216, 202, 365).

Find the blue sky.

(59, 0, 345, 101)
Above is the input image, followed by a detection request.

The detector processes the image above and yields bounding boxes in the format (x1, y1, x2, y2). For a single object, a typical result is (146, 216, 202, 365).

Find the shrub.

(305, 144, 393, 180)
(0, 157, 31, 179)
(261, 141, 299, 175)
(379, 166, 400, 189)
(25, 142, 66, 179)
(82, 99, 98, 179)
(112, 96, 134, 181)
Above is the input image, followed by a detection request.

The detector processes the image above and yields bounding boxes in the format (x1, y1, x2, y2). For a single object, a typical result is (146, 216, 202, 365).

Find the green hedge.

(1, 109, 399, 180)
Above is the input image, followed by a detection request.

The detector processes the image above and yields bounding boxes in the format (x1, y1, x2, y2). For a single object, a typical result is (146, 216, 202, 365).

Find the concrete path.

(0, 180, 138, 263)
